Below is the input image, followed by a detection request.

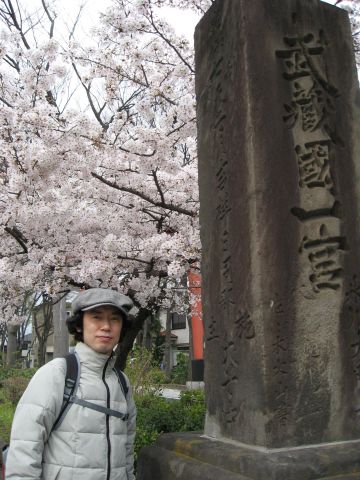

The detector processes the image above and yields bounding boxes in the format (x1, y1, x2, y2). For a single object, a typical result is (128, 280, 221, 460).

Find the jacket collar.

(75, 342, 116, 375)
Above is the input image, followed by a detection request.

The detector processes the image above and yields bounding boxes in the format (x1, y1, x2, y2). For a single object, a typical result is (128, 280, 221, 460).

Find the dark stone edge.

(137, 443, 253, 480)
(151, 432, 360, 480)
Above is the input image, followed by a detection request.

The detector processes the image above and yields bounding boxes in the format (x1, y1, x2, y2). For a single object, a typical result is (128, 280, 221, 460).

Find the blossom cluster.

(0, 0, 210, 323)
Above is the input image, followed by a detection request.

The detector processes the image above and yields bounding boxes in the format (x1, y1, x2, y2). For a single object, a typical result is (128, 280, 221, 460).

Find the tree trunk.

(115, 307, 151, 371)
(53, 294, 69, 357)
(18, 292, 33, 348)
(33, 296, 53, 367)
(0, 323, 7, 358)
(37, 339, 47, 367)
(6, 323, 19, 366)
(142, 317, 149, 348)
(164, 312, 172, 381)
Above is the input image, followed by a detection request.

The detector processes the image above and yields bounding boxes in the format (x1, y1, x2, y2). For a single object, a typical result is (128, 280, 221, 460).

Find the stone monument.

(137, 0, 360, 478)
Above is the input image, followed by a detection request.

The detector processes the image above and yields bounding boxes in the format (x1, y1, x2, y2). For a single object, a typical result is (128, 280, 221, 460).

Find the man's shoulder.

(42, 356, 66, 369)
(16, 357, 68, 408)
(34, 356, 67, 380)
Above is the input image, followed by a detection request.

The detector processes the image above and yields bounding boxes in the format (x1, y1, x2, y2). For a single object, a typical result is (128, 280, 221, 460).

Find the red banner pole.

(188, 270, 204, 360)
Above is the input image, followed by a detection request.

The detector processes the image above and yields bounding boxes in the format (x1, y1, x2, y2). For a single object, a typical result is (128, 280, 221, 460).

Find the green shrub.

(148, 368, 167, 386)
(0, 367, 36, 444)
(126, 348, 205, 463)
(177, 390, 206, 431)
(134, 389, 205, 462)
(170, 352, 189, 385)
(0, 398, 15, 444)
(2, 377, 30, 405)
(0, 367, 36, 406)
(125, 347, 167, 395)
(0, 367, 37, 382)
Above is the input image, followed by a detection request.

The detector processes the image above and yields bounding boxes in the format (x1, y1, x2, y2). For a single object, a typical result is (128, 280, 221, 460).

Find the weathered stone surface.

(195, 0, 360, 449)
(137, 432, 360, 480)
(136, 0, 360, 477)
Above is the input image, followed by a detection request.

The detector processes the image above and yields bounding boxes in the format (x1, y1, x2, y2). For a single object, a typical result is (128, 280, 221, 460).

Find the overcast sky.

(59, 0, 348, 44)
(21, 0, 349, 49)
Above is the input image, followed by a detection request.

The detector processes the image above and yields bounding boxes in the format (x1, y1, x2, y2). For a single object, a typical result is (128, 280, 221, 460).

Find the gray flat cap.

(72, 288, 133, 319)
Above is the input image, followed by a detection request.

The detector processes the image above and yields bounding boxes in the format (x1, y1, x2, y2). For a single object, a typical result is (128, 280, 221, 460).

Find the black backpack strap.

(2, 444, 9, 464)
(52, 352, 80, 431)
(113, 365, 129, 398)
(69, 396, 129, 420)
(52, 352, 129, 430)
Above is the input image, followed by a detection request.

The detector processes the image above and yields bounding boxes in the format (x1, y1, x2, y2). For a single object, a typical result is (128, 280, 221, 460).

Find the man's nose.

(100, 319, 111, 329)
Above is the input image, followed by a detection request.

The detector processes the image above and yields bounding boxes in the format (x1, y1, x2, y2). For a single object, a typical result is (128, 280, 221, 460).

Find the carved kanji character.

(295, 141, 333, 190)
(300, 224, 345, 292)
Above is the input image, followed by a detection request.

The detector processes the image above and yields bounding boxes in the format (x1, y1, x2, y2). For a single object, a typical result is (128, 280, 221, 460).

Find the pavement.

(158, 382, 204, 400)
(159, 387, 182, 400)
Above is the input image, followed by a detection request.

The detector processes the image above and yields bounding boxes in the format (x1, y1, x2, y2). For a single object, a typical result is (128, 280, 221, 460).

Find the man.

(6, 288, 136, 480)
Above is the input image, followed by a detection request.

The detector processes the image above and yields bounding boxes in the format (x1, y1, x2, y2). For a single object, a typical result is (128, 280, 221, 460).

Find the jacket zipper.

(102, 356, 112, 480)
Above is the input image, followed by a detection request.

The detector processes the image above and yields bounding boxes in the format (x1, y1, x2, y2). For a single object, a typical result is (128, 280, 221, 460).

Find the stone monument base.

(136, 432, 360, 480)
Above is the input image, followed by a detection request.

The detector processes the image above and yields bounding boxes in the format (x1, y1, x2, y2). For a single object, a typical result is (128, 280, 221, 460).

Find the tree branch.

(117, 254, 153, 265)
(3, 0, 31, 49)
(41, 0, 56, 39)
(4, 54, 20, 72)
(0, 95, 13, 108)
(91, 171, 195, 217)
(152, 168, 165, 204)
(147, 8, 194, 74)
(4, 226, 28, 253)
(72, 62, 108, 130)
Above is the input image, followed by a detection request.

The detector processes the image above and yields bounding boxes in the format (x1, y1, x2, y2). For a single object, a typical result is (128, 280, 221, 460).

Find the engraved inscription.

(276, 32, 340, 142)
(206, 15, 256, 429)
(295, 141, 333, 191)
(300, 224, 345, 292)
(222, 341, 241, 424)
(276, 32, 346, 293)
(272, 298, 292, 426)
(206, 314, 220, 343)
(235, 309, 256, 340)
(344, 276, 360, 381)
(219, 229, 234, 309)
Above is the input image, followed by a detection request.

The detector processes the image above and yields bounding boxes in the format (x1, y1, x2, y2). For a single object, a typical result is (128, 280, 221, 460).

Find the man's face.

(82, 306, 123, 355)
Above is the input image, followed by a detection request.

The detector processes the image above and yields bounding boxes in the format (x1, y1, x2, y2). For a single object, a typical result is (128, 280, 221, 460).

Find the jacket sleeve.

(124, 375, 137, 480)
(5, 359, 66, 480)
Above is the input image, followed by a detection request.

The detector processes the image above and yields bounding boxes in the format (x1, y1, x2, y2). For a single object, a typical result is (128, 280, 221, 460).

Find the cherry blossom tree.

(334, 0, 360, 66)
(0, 0, 211, 364)
(0, 0, 357, 366)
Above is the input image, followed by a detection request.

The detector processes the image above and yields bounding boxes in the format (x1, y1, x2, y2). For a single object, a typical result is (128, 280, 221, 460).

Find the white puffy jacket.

(6, 342, 136, 480)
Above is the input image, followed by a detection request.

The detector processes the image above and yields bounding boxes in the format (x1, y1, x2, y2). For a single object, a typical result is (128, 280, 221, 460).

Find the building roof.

(159, 331, 178, 339)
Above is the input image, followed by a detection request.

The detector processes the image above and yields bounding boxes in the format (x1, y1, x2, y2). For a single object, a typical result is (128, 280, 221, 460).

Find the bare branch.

(41, 0, 56, 39)
(146, 7, 194, 74)
(4, 54, 20, 72)
(4, 226, 28, 253)
(166, 117, 196, 137)
(52, 291, 69, 305)
(64, 277, 93, 290)
(0, 95, 13, 108)
(118, 144, 156, 158)
(68, 4, 85, 41)
(72, 62, 109, 130)
(91, 171, 195, 217)
(2, 0, 31, 49)
(117, 254, 153, 265)
(152, 168, 165, 204)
